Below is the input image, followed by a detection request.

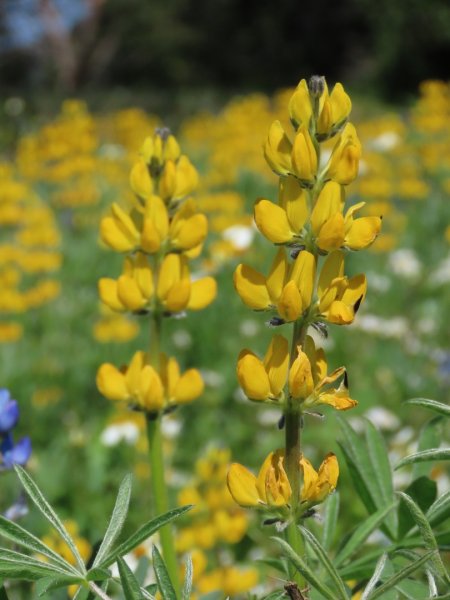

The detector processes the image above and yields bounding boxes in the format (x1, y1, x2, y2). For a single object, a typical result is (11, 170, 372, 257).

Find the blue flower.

(1, 433, 32, 468)
(0, 389, 19, 434)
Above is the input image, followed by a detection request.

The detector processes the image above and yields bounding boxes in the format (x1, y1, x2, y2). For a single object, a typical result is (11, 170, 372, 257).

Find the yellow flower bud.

(263, 121, 293, 176)
(291, 126, 318, 185)
(288, 79, 313, 129)
(130, 159, 153, 198)
(289, 347, 315, 399)
(325, 123, 361, 185)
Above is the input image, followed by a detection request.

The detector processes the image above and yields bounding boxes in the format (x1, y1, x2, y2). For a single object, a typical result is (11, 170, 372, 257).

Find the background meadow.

(0, 1, 449, 598)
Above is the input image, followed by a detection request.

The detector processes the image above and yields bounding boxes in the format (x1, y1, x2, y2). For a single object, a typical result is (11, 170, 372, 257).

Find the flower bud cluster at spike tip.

(97, 129, 215, 414)
(227, 450, 339, 513)
(0, 389, 31, 469)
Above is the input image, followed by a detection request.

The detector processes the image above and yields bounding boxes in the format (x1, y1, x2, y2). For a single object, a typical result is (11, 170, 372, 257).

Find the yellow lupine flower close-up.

(237, 334, 289, 402)
(227, 450, 339, 511)
(96, 350, 204, 412)
(289, 336, 357, 410)
(317, 250, 367, 325)
(234, 247, 315, 322)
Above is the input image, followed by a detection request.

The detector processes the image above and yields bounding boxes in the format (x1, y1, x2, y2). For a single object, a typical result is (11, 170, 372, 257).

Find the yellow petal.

(173, 369, 204, 404)
(266, 248, 289, 303)
(96, 364, 129, 401)
(341, 274, 367, 307)
(265, 451, 291, 507)
(288, 79, 312, 128)
(133, 253, 154, 300)
(130, 159, 153, 198)
(279, 177, 308, 232)
(310, 181, 344, 234)
(318, 251, 344, 297)
(254, 199, 294, 244)
(329, 83, 351, 125)
(141, 367, 164, 412)
(256, 452, 275, 504)
(291, 250, 316, 309)
(291, 126, 317, 183)
(315, 453, 339, 501)
(165, 278, 191, 312)
(98, 278, 124, 312)
(263, 335, 289, 397)
(289, 348, 314, 399)
(317, 213, 346, 251)
(100, 203, 140, 252)
(263, 120, 293, 176)
(124, 350, 146, 397)
(173, 213, 208, 250)
(117, 274, 147, 311)
(277, 280, 302, 322)
(319, 389, 357, 410)
(326, 123, 361, 185)
(159, 160, 176, 200)
(163, 135, 180, 162)
(227, 463, 260, 508)
(300, 456, 319, 502)
(237, 350, 271, 401)
(345, 216, 382, 250)
(160, 354, 180, 398)
(174, 155, 199, 198)
(157, 254, 181, 300)
(234, 264, 270, 310)
(187, 277, 217, 310)
(326, 300, 355, 324)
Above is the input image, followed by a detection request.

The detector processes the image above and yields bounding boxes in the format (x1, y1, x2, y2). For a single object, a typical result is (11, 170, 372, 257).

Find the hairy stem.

(88, 582, 113, 600)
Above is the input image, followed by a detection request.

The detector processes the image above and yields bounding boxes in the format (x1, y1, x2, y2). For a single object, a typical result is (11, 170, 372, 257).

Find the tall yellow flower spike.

(228, 76, 378, 589)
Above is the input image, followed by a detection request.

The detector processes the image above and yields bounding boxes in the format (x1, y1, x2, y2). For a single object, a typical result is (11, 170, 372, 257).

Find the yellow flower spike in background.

(237, 334, 289, 402)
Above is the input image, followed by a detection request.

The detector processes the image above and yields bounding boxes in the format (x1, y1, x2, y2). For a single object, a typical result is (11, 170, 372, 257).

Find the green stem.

(284, 319, 308, 591)
(146, 312, 181, 597)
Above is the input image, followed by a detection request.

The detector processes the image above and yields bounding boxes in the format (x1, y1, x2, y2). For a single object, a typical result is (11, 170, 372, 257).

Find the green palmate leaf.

(395, 578, 430, 599)
(182, 554, 193, 600)
(98, 505, 191, 568)
(360, 553, 388, 600)
(86, 568, 110, 582)
(93, 474, 132, 568)
(35, 574, 84, 596)
(14, 466, 86, 574)
(427, 490, 450, 528)
(397, 492, 449, 581)
(0, 559, 65, 582)
(396, 448, 450, 470)
(0, 517, 78, 574)
(152, 546, 177, 600)
(117, 556, 144, 600)
(257, 557, 289, 575)
(398, 477, 437, 539)
(364, 420, 396, 531)
(272, 537, 336, 600)
(300, 526, 348, 600)
(321, 491, 340, 552)
(413, 418, 442, 479)
(0, 548, 72, 578)
(338, 419, 379, 513)
(335, 502, 396, 567)
(405, 399, 450, 418)
(368, 550, 436, 599)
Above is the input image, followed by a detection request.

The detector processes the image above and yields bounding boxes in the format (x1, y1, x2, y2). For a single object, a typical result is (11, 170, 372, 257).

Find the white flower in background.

(201, 369, 224, 388)
(239, 319, 259, 337)
(388, 248, 422, 279)
(222, 224, 254, 250)
(161, 417, 182, 439)
(369, 132, 401, 152)
(172, 329, 192, 349)
(367, 271, 391, 293)
(257, 408, 282, 426)
(365, 407, 400, 431)
(100, 422, 140, 446)
(354, 314, 409, 338)
(429, 253, 450, 285)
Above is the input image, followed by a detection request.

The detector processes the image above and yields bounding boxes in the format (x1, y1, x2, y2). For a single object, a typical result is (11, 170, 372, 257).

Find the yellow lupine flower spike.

(289, 336, 357, 410)
(237, 335, 289, 402)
